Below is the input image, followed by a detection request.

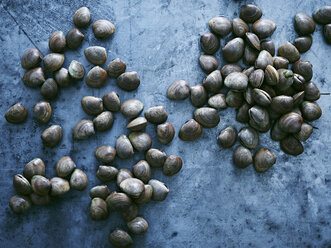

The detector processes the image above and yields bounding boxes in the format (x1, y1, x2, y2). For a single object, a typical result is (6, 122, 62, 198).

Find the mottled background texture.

(0, 0, 330, 247)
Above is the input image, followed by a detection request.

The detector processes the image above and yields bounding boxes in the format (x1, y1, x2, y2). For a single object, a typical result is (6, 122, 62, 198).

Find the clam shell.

(193, 107, 220, 128)
(254, 148, 277, 172)
(73, 120, 95, 140)
(178, 119, 202, 141)
(156, 122, 175, 144)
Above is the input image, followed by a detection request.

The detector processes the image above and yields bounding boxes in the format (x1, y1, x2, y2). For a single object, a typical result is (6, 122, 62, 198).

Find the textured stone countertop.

(0, 0, 330, 247)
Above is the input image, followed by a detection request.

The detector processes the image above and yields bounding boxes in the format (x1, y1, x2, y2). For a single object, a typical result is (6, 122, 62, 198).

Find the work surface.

(0, 0, 330, 247)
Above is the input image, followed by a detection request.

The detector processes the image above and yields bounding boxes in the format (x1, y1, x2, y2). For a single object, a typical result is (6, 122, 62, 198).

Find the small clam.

(244, 87, 255, 105)
(277, 42, 300, 63)
(133, 160, 151, 183)
(249, 69, 264, 88)
(9, 195, 31, 214)
(121, 203, 139, 222)
(43, 53, 64, 72)
(84, 46, 107, 65)
(222, 38, 244, 63)
(117, 169, 133, 188)
(5, 103, 28, 124)
(70, 169, 88, 191)
(106, 191, 132, 211)
(167, 80, 190, 100)
(217, 126, 237, 148)
(232, 18, 249, 37)
(73, 7, 90, 28)
(73, 120, 95, 140)
(295, 13, 316, 35)
(56, 156, 76, 178)
(281, 136, 304, 156)
(295, 122, 313, 142)
(292, 74, 306, 91)
(109, 229, 133, 248)
(324, 24, 331, 44)
(30, 193, 50, 206)
(22, 67, 45, 87)
(90, 197, 109, 221)
(23, 158, 45, 180)
(21, 48, 42, 69)
(129, 132, 152, 152)
(200, 32, 220, 54)
(190, 84, 208, 107)
(292, 60, 313, 82)
(41, 125, 62, 147)
(194, 107, 220, 128)
(145, 148, 167, 168)
(50, 177, 70, 196)
(221, 64, 242, 78)
(238, 126, 259, 149)
(163, 155, 182, 176)
(66, 28, 84, 49)
(54, 68, 70, 87)
(135, 185, 153, 205)
(13, 174, 32, 195)
(240, 4, 262, 23)
(294, 36, 313, 53)
(233, 146, 253, 168)
(208, 17, 232, 37)
(116, 135, 134, 159)
(49, 31, 66, 53)
(127, 117, 147, 131)
(92, 20, 115, 39)
(85, 66, 107, 88)
(252, 89, 271, 107)
(120, 178, 145, 198)
(304, 81, 320, 101)
(226, 90, 243, 108)
(106, 58, 126, 78)
(252, 19, 276, 39)
(117, 71, 140, 91)
(293, 91, 305, 107)
(279, 112, 303, 133)
(144, 106, 168, 124)
(93, 111, 114, 131)
(224, 72, 248, 91)
(255, 50, 273, 70)
(313, 6, 331, 24)
(90, 185, 110, 200)
(300, 101, 322, 121)
(270, 120, 287, 141)
(157, 122, 175, 144)
(245, 32, 260, 50)
(254, 148, 277, 172)
(31, 175, 51, 196)
(127, 217, 148, 235)
(236, 102, 251, 123)
(81, 96, 103, 116)
(40, 78, 58, 100)
(179, 119, 202, 141)
(121, 99, 144, 120)
(260, 40, 275, 56)
(103, 91, 121, 112)
(264, 65, 279, 86)
(199, 54, 219, 73)
(33, 101, 52, 123)
(68, 60, 85, 79)
(276, 69, 294, 92)
(149, 179, 169, 201)
(248, 105, 270, 132)
(96, 166, 118, 182)
(270, 95, 294, 114)
(208, 93, 227, 110)
(273, 56, 289, 70)
(95, 145, 116, 164)
(244, 45, 259, 65)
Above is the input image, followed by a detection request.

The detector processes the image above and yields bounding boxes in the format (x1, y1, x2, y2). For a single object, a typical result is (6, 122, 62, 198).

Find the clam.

(56, 156, 76, 178)
(324, 24, 331, 44)
(127, 117, 147, 131)
(252, 89, 271, 107)
(233, 146, 253, 168)
(109, 229, 133, 248)
(33, 101, 52, 123)
(68, 60, 85, 79)
(49, 31, 66, 53)
(31, 175, 51, 196)
(73, 7, 90, 27)
(217, 126, 237, 148)
(121, 203, 139, 222)
(89, 185, 110, 200)
(222, 38, 244, 63)
(22, 67, 45, 87)
(163, 155, 182, 176)
(254, 148, 277, 172)
(292, 60, 313, 82)
(249, 69, 264, 88)
(255, 50, 273, 70)
(244, 87, 255, 105)
(145, 148, 167, 168)
(13, 174, 32, 195)
(21, 48, 42, 69)
(294, 36, 313, 53)
(279, 112, 303, 133)
(148, 179, 169, 201)
(115, 135, 134, 159)
(193, 107, 220, 128)
(81, 96, 103, 116)
(92, 20, 115, 39)
(281, 136, 303, 156)
(208, 17, 232, 37)
(40, 78, 58, 100)
(245, 32, 260, 50)
(199, 54, 219, 73)
(248, 105, 270, 132)
(277, 42, 300, 63)
(50, 177, 70, 196)
(157, 122, 175, 144)
(226, 90, 243, 108)
(260, 40, 275, 56)
(221, 64, 242, 78)
(293, 91, 305, 107)
(208, 93, 227, 110)
(66, 28, 84, 49)
(203, 70, 222, 93)
(224, 72, 248, 91)
(85, 66, 107, 88)
(276, 69, 294, 92)
(295, 13, 316, 35)
(73, 120, 95, 140)
(23, 158, 45, 180)
(94, 145, 116, 164)
(240, 4, 262, 23)
(90, 197, 109, 221)
(84, 46, 107, 65)
(200, 32, 220, 54)
(232, 18, 249, 37)
(236, 102, 250, 123)
(121, 99, 144, 120)
(54, 68, 70, 87)
(271, 120, 287, 141)
(190, 84, 208, 107)
(238, 126, 259, 149)
(127, 217, 148, 235)
(295, 122, 313, 142)
(264, 65, 279, 85)
(116, 169, 133, 188)
(103, 91, 121, 112)
(70, 169, 88, 191)
(43, 53, 64, 72)
(244, 45, 259, 65)
(5, 103, 28, 124)
(270, 95, 294, 114)
(144, 106, 168, 124)
(106, 191, 132, 211)
(301, 101, 322, 121)
(179, 119, 202, 141)
(313, 6, 331, 24)
(106, 58, 126, 78)
(9, 195, 31, 214)
(120, 178, 145, 198)
(117, 71, 140, 91)
(292, 73, 306, 91)
(273, 56, 289, 69)
(93, 111, 114, 131)
(167, 80, 190, 100)
(41, 125, 62, 147)
(135, 185, 153, 205)
(304, 81, 320, 101)
(133, 160, 151, 183)
(96, 166, 118, 182)
(252, 19, 276, 39)
(129, 132, 152, 152)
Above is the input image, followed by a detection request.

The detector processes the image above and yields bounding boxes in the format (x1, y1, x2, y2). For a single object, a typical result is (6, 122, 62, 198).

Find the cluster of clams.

(167, 4, 329, 173)
(9, 157, 87, 214)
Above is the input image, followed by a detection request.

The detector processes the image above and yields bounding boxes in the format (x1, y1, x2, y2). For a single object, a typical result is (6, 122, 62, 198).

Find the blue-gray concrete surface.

(0, 0, 330, 247)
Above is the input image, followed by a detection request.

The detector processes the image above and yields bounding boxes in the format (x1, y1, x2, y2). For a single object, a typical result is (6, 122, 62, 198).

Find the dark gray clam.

(238, 126, 259, 149)
(93, 111, 114, 131)
(224, 72, 248, 91)
(313, 6, 331, 24)
(260, 40, 275, 56)
(270, 120, 287, 141)
(23, 158, 45, 180)
(90, 197, 108, 221)
(273, 56, 289, 69)
(208, 17, 232, 37)
(129, 132, 152, 152)
(232, 18, 249, 37)
(295, 13, 316, 35)
(22, 67, 45, 87)
(144, 106, 168, 124)
(116, 135, 134, 159)
(277, 42, 300, 63)
(103, 91, 121, 112)
(68, 60, 85, 79)
(40, 78, 58, 100)
(208, 93, 227, 110)
(120, 178, 145, 198)
(106, 58, 126, 78)
(157, 122, 175, 145)
(9, 195, 31, 214)
(21, 48, 42, 69)
(127, 117, 147, 131)
(31, 175, 51, 196)
(106, 191, 132, 211)
(233, 146, 253, 168)
(145, 148, 167, 168)
(84, 46, 107, 65)
(54, 68, 70, 87)
(295, 122, 313, 142)
(5, 103, 28, 124)
(41, 125, 62, 147)
(276, 69, 294, 92)
(127, 217, 149, 235)
(270, 95, 294, 114)
(92, 20, 115, 39)
(49, 31, 66, 53)
(244, 87, 255, 105)
(245, 32, 260, 50)
(50, 177, 70, 196)
(96, 166, 118, 182)
(217, 126, 237, 148)
(203, 70, 222, 93)
(244, 45, 259, 65)
(240, 4, 262, 23)
(255, 50, 273, 70)
(324, 24, 331, 44)
(73, 120, 95, 140)
(108, 229, 133, 248)
(116, 169, 133, 188)
(121, 99, 144, 120)
(221, 64, 242, 78)
(148, 179, 169, 201)
(73, 7, 90, 28)
(56, 156, 76, 178)
(252, 89, 271, 107)
(90, 185, 110, 200)
(134, 185, 153, 205)
(252, 19, 276, 39)
(248, 105, 270, 132)
(81, 96, 103, 116)
(293, 91, 305, 107)
(226, 90, 243, 108)
(117, 71, 140, 91)
(33, 101, 52, 123)
(222, 38, 244, 63)
(167, 80, 190, 100)
(301, 101, 322, 121)
(43, 53, 64, 72)
(85, 66, 107, 88)
(13, 174, 32, 195)
(264, 65, 279, 85)
(254, 148, 277, 172)
(304, 81, 320, 101)
(200, 32, 220, 54)
(294, 36, 313, 53)
(236, 103, 251, 123)
(249, 69, 264, 88)
(66, 28, 84, 49)
(95, 145, 116, 164)
(279, 112, 303, 133)
(163, 155, 182, 176)
(292, 60, 313, 82)
(179, 119, 202, 141)
(190, 84, 208, 107)
(70, 169, 88, 191)
(133, 160, 151, 183)
(281, 136, 303, 156)
(194, 107, 220, 128)
(292, 74, 306, 91)
(199, 55, 219, 73)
